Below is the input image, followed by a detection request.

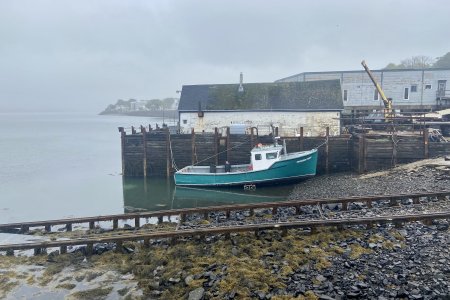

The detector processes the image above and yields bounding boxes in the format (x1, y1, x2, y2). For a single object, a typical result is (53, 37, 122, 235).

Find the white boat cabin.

(250, 144, 284, 171)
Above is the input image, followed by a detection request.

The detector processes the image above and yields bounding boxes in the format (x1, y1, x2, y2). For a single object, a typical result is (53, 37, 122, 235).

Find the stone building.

(177, 78, 343, 137)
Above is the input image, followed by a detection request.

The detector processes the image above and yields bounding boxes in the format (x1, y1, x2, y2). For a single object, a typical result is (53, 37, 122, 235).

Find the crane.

(361, 60, 394, 120)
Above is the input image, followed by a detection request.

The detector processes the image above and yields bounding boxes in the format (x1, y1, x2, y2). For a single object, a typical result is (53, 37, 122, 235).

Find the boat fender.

(248, 164, 253, 171)
(257, 143, 262, 148)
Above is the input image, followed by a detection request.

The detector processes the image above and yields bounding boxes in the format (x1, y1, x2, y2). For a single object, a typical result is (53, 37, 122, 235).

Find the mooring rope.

(315, 137, 328, 150)
(168, 132, 179, 171)
(192, 138, 253, 167)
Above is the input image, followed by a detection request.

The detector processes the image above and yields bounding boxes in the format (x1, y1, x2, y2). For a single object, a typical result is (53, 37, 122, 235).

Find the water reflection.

(122, 177, 296, 213)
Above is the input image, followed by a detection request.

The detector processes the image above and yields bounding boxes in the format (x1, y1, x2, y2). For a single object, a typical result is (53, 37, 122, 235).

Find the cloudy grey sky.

(1, 0, 449, 112)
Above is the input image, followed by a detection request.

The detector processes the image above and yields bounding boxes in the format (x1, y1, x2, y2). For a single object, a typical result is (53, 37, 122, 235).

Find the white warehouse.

(277, 67, 450, 114)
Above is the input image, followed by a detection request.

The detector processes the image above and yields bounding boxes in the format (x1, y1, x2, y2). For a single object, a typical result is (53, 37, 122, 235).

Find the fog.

(1, 0, 449, 112)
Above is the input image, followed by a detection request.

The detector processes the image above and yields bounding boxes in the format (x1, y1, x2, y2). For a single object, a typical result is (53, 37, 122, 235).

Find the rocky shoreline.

(1, 159, 449, 299)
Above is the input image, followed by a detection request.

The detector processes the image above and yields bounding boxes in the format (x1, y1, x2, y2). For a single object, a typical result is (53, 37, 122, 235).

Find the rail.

(1, 211, 450, 255)
(0, 191, 448, 234)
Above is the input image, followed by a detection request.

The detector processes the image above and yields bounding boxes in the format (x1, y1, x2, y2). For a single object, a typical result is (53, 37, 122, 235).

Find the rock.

(231, 247, 238, 256)
(401, 198, 413, 205)
(317, 294, 336, 300)
(437, 223, 449, 231)
(316, 275, 326, 282)
(169, 277, 180, 283)
(185, 275, 194, 286)
(257, 291, 266, 299)
(188, 287, 205, 300)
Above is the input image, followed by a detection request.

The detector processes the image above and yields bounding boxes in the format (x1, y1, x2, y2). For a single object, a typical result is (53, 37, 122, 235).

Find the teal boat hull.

(174, 149, 318, 187)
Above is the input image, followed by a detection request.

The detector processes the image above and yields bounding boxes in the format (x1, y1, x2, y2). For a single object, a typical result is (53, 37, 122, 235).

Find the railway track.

(1, 211, 450, 256)
(0, 190, 448, 233)
(0, 190, 449, 256)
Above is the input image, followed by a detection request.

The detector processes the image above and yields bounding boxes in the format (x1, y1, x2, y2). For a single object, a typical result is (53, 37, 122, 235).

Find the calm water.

(0, 112, 296, 223)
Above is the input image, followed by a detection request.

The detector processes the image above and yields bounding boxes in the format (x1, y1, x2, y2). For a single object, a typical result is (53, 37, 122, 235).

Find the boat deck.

(181, 164, 251, 174)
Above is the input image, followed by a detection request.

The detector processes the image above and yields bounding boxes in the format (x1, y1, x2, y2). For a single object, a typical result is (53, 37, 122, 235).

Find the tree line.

(384, 52, 450, 69)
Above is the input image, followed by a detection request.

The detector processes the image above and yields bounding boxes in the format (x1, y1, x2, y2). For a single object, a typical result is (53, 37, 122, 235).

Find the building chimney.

(238, 72, 244, 92)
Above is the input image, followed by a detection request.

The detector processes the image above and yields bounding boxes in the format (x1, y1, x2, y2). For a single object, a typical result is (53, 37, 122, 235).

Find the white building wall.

(279, 69, 450, 111)
(179, 111, 341, 137)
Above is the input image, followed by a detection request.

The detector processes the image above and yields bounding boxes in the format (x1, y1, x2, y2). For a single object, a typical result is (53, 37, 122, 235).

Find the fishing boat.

(174, 140, 318, 187)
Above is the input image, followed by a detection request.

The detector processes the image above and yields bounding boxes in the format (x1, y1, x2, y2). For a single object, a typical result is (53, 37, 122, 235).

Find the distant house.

(276, 68, 450, 114)
(177, 78, 343, 136)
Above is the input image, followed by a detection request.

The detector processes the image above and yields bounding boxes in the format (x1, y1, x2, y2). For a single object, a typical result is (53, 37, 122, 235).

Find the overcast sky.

(1, 0, 449, 112)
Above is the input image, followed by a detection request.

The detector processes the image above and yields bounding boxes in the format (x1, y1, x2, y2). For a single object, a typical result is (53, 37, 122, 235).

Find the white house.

(177, 78, 343, 137)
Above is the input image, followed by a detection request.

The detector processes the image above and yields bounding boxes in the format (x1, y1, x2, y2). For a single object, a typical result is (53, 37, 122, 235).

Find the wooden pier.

(119, 126, 450, 177)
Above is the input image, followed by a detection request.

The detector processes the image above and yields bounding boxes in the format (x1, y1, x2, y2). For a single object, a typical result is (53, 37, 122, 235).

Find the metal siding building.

(277, 68, 450, 113)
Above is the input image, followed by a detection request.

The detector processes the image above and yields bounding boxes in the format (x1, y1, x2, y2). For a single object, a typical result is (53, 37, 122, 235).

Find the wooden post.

(191, 128, 196, 164)
(392, 133, 397, 167)
(86, 243, 93, 255)
(299, 127, 304, 151)
(226, 127, 231, 163)
(358, 134, 366, 174)
(135, 217, 140, 228)
(89, 222, 95, 230)
(250, 127, 255, 148)
(166, 127, 170, 177)
(143, 238, 150, 248)
(118, 127, 126, 176)
(423, 129, 429, 158)
(60, 246, 67, 254)
(214, 127, 219, 165)
(131, 126, 136, 134)
(45, 225, 51, 232)
(66, 223, 72, 232)
(325, 127, 330, 174)
(113, 219, 118, 229)
(142, 126, 147, 177)
(158, 216, 163, 224)
(272, 207, 278, 215)
(116, 241, 123, 253)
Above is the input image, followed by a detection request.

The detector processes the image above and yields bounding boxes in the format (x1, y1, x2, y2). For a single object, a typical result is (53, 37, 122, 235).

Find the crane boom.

(361, 60, 393, 119)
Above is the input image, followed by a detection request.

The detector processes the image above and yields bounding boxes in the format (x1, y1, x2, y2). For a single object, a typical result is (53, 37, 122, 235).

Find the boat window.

(254, 154, 262, 160)
(266, 152, 278, 159)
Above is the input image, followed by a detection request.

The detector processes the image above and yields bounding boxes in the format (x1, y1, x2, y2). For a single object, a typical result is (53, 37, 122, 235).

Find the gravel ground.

(176, 159, 450, 299)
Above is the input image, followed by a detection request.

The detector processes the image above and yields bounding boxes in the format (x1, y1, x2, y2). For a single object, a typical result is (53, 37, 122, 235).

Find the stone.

(188, 287, 205, 300)
(185, 275, 194, 286)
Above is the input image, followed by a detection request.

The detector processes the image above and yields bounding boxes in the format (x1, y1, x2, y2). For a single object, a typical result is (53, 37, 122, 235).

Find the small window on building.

(374, 89, 379, 101)
(266, 152, 278, 160)
(404, 87, 409, 100)
(182, 119, 187, 124)
(343, 90, 348, 101)
(425, 84, 432, 89)
(411, 85, 417, 92)
(254, 154, 262, 160)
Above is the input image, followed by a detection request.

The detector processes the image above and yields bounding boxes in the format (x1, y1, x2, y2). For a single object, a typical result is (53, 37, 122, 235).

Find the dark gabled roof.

(178, 80, 343, 111)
